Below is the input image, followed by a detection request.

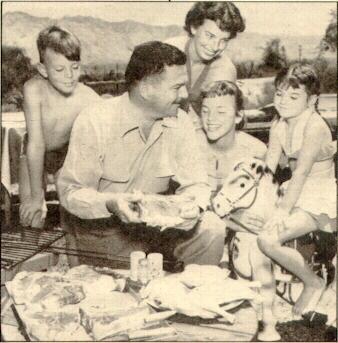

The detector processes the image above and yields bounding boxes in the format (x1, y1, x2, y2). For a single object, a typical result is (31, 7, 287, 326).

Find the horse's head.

(212, 158, 281, 218)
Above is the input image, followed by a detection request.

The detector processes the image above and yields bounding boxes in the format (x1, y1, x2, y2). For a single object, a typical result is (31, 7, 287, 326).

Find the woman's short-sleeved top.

(273, 109, 336, 166)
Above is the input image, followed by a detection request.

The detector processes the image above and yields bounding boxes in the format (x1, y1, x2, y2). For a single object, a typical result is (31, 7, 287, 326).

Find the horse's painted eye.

(216, 204, 220, 208)
(240, 183, 245, 188)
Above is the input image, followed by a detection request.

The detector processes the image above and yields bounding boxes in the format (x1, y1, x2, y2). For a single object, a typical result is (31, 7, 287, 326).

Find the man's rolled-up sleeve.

(173, 114, 211, 210)
(57, 110, 112, 219)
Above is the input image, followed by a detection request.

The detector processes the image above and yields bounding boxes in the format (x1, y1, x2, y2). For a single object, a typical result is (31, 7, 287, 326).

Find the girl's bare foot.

(293, 278, 326, 316)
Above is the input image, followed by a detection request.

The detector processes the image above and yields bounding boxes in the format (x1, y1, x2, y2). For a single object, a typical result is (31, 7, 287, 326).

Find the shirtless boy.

(19, 25, 100, 228)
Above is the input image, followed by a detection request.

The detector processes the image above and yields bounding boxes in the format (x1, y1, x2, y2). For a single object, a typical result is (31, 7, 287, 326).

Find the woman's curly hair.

(184, 2, 245, 39)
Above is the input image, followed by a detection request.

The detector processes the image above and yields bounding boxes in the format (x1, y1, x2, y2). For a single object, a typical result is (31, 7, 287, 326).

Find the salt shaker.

(147, 253, 163, 280)
(130, 251, 146, 281)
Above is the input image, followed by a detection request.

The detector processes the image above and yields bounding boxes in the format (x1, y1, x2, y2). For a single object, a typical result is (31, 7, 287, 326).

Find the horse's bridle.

(223, 165, 264, 216)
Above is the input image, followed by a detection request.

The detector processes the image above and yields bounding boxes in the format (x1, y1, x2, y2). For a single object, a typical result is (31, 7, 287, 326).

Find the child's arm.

(265, 120, 283, 173)
(265, 122, 324, 230)
(278, 123, 324, 213)
(20, 80, 46, 226)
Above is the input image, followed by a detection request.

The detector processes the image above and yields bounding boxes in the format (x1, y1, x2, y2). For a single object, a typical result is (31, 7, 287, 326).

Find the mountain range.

(3, 11, 323, 66)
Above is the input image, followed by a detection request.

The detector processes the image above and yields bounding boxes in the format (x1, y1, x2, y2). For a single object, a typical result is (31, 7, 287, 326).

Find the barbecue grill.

(1, 226, 184, 281)
(1, 227, 65, 271)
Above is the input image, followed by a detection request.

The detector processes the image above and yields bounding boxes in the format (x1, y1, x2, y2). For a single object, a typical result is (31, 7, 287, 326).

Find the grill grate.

(1, 227, 184, 273)
(46, 245, 184, 273)
(1, 227, 65, 270)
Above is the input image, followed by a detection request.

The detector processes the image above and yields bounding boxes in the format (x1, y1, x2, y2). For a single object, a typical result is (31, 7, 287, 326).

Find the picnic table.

(1, 253, 258, 341)
(1, 286, 258, 341)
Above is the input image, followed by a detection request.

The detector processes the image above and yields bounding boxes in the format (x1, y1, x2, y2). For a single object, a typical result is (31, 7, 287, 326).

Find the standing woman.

(167, 2, 245, 127)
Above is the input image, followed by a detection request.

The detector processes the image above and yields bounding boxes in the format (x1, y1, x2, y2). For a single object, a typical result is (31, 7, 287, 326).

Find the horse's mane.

(235, 159, 283, 198)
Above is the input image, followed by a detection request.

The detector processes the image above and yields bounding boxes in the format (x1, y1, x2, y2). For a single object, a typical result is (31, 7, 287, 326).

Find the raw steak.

(135, 193, 197, 229)
(80, 303, 150, 340)
(7, 271, 76, 306)
(20, 307, 91, 341)
(65, 264, 126, 296)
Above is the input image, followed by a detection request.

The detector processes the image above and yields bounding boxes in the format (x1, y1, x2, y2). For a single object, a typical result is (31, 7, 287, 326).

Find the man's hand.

(106, 193, 143, 224)
(174, 202, 201, 231)
(230, 209, 265, 234)
(19, 195, 47, 228)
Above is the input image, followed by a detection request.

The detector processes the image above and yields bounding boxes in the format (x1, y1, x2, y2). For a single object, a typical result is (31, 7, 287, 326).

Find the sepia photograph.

(1, 1, 337, 341)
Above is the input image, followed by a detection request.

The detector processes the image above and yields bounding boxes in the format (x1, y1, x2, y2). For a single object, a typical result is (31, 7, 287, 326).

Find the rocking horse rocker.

(212, 157, 334, 341)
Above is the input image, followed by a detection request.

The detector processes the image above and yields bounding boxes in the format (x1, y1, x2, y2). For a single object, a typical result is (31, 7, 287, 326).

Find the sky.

(3, 1, 336, 37)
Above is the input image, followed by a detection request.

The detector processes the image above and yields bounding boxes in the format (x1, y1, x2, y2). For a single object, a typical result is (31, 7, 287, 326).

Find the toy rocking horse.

(212, 157, 284, 341)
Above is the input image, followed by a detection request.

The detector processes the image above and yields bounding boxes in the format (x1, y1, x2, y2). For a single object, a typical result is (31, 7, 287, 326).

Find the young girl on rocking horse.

(258, 63, 336, 319)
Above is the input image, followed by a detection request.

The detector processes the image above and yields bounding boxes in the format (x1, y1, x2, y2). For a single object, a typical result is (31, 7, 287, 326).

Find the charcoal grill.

(1, 227, 184, 274)
(1, 227, 65, 270)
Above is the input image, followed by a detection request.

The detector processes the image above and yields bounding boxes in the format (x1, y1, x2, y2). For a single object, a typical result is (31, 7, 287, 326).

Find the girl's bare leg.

(258, 210, 325, 316)
(249, 240, 280, 341)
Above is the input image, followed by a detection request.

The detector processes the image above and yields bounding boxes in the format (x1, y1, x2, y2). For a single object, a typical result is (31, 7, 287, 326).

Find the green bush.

(236, 56, 337, 94)
(2, 46, 36, 112)
(261, 39, 288, 70)
(321, 10, 337, 52)
(314, 58, 337, 94)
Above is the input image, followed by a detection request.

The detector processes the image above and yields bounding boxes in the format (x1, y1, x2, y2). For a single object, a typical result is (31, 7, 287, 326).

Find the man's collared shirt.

(57, 93, 211, 219)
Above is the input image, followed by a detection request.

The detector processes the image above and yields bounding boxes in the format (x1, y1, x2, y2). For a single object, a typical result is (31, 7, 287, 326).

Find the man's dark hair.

(184, 2, 245, 39)
(125, 41, 186, 89)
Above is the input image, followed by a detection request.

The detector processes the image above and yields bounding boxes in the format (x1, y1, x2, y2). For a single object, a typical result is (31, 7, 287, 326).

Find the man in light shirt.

(57, 41, 225, 266)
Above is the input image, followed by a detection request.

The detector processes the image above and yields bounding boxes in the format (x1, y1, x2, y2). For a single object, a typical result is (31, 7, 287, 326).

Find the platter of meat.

(6, 265, 177, 341)
(133, 192, 198, 230)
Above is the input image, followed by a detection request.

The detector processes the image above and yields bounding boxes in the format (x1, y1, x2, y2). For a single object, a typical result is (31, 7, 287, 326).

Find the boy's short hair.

(274, 63, 320, 96)
(201, 80, 245, 129)
(37, 25, 81, 63)
(185, 2, 245, 39)
(125, 41, 186, 90)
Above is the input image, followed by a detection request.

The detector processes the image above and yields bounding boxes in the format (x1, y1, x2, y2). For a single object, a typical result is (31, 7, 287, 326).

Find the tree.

(2, 46, 36, 111)
(261, 39, 288, 70)
(321, 10, 337, 52)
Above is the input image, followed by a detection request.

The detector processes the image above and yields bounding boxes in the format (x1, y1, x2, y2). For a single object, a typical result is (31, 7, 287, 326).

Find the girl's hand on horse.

(264, 208, 289, 232)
